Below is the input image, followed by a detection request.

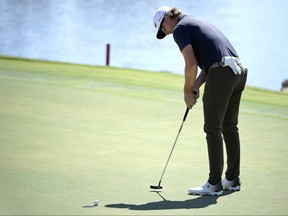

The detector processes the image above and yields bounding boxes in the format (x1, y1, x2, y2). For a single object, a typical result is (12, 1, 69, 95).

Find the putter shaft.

(151, 107, 189, 189)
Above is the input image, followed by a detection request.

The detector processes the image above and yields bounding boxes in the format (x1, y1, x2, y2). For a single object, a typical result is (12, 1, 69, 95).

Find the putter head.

(150, 185, 163, 190)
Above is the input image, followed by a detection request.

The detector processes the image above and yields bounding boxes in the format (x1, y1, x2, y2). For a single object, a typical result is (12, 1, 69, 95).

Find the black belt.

(208, 61, 224, 71)
(208, 61, 248, 73)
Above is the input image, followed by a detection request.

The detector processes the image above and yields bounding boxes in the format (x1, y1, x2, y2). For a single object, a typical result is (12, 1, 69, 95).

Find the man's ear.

(164, 15, 170, 21)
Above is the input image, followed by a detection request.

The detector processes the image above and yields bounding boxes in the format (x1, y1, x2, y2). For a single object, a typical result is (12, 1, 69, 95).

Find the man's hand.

(185, 90, 200, 109)
(185, 92, 197, 109)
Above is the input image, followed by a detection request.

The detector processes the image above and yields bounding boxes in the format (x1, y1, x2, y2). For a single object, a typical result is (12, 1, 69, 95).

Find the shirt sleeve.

(173, 25, 191, 52)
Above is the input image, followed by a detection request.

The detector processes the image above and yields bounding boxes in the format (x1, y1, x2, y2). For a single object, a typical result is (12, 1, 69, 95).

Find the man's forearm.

(184, 65, 197, 94)
(194, 70, 207, 90)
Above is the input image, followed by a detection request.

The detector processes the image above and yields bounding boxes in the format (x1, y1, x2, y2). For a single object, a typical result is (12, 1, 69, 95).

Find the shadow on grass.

(105, 190, 235, 211)
(82, 205, 97, 208)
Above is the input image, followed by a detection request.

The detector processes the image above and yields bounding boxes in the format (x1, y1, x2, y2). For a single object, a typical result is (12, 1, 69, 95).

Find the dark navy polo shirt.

(173, 15, 239, 71)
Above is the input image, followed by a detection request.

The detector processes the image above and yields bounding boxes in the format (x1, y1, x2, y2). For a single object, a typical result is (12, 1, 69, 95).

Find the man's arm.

(181, 44, 198, 109)
(192, 70, 207, 98)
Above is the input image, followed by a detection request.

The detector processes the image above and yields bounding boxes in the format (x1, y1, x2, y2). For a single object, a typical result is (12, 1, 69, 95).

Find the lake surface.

(1, 0, 288, 91)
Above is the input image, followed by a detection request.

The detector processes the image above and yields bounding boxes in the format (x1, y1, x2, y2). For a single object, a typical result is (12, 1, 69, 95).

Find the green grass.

(0, 56, 288, 215)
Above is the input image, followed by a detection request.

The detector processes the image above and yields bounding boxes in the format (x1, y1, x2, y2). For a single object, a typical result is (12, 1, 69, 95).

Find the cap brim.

(156, 30, 166, 39)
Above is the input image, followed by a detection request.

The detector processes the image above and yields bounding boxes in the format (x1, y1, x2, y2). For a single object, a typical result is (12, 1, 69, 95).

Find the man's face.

(160, 16, 174, 36)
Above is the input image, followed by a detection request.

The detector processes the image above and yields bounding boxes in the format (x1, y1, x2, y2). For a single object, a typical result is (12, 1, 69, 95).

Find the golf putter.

(150, 107, 190, 190)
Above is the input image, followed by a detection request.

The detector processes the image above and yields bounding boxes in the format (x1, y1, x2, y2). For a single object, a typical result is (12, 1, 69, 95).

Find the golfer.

(153, 6, 247, 196)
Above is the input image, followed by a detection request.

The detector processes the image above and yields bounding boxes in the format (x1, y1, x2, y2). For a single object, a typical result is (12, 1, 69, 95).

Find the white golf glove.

(222, 56, 242, 75)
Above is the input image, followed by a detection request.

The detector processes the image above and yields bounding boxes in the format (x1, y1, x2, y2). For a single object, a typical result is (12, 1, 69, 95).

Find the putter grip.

(183, 107, 189, 121)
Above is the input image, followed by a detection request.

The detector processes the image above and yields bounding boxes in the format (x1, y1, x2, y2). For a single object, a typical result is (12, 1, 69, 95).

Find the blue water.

(1, 0, 288, 91)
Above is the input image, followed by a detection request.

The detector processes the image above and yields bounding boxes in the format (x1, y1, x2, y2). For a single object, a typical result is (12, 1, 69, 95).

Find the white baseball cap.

(153, 6, 172, 39)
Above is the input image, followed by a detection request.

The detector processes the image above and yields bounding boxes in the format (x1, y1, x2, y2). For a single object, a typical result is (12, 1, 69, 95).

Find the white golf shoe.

(222, 177, 241, 191)
(188, 181, 223, 196)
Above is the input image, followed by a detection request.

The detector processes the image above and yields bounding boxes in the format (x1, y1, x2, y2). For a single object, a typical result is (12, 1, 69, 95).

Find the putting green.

(0, 57, 287, 215)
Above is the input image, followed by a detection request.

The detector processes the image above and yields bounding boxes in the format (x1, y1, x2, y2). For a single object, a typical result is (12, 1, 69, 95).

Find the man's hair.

(166, 7, 182, 19)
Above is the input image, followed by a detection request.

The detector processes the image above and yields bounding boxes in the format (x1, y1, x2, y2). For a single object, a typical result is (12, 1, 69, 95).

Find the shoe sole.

(188, 190, 223, 196)
(223, 185, 241, 191)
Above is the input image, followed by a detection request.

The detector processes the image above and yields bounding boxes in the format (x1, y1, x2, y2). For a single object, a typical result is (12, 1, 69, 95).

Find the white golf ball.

(93, 200, 99, 206)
